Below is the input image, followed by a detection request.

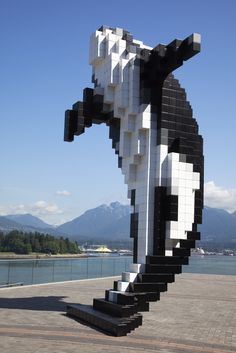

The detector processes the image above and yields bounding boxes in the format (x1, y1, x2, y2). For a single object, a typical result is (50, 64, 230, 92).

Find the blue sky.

(1, 0, 236, 224)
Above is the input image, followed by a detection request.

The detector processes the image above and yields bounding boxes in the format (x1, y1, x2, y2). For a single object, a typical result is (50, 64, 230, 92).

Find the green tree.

(0, 230, 80, 255)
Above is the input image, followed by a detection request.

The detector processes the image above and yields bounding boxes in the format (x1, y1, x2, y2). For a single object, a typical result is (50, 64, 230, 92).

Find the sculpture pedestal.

(66, 303, 142, 336)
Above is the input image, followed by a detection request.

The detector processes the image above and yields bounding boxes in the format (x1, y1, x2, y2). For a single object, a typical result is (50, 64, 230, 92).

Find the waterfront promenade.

(0, 273, 235, 353)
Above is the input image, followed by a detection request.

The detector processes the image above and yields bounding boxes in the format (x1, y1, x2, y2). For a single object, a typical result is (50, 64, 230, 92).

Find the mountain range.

(6, 213, 53, 230)
(1, 202, 236, 247)
(57, 202, 130, 239)
(0, 214, 59, 236)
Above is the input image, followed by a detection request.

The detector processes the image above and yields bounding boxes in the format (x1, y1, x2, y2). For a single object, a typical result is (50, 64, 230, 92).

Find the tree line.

(0, 230, 80, 255)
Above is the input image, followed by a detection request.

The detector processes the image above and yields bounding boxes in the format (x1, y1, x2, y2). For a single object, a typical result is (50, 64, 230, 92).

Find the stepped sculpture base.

(66, 304, 143, 336)
(66, 254, 192, 336)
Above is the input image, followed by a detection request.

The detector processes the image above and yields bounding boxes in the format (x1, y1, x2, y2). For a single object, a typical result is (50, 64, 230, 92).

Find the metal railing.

(0, 256, 133, 287)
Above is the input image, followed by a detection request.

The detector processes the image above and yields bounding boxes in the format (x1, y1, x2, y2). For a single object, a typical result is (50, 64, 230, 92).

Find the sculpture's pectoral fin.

(64, 87, 114, 142)
(64, 102, 86, 142)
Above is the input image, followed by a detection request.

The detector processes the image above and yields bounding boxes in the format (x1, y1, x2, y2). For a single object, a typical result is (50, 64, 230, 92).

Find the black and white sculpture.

(65, 26, 203, 336)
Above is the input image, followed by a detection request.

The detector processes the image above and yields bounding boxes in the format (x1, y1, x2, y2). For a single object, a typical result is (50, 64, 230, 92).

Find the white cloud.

(32, 201, 63, 215)
(0, 204, 27, 216)
(204, 181, 236, 213)
(0, 201, 63, 219)
(56, 190, 71, 196)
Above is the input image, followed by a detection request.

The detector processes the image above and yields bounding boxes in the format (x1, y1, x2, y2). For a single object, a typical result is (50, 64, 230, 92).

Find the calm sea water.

(0, 256, 132, 286)
(0, 255, 235, 287)
(185, 255, 236, 275)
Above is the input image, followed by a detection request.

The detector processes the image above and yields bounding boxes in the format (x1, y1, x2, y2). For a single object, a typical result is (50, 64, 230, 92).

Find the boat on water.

(192, 247, 205, 256)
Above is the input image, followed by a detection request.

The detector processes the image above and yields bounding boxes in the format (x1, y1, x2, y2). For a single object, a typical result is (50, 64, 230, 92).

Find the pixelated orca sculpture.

(64, 26, 203, 336)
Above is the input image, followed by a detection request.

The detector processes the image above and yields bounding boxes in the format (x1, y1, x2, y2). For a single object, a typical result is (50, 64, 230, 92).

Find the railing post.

(113, 258, 115, 276)
(86, 258, 89, 278)
(31, 261, 35, 285)
(101, 258, 103, 277)
(52, 260, 55, 282)
(70, 259, 73, 280)
(7, 261, 11, 285)
(125, 257, 128, 271)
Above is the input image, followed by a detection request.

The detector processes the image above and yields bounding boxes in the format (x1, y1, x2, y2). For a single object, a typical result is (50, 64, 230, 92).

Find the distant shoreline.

(0, 253, 234, 260)
(0, 253, 87, 260)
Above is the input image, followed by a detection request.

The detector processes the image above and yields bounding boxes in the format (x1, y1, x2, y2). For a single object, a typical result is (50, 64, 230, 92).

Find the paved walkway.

(0, 273, 235, 353)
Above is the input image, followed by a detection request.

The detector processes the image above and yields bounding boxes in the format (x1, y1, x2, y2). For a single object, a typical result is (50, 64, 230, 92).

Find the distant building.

(81, 244, 112, 253)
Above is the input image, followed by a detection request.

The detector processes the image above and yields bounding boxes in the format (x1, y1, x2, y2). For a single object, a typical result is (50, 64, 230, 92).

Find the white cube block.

(129, 263, 145, 273)
(108, 290, 118, 303)
(117, 280, 130, 292)
(122, 272, 138, 282)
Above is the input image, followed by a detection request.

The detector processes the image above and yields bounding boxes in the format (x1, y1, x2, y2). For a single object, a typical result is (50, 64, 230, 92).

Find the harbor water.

(0, 255, 235, 287)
